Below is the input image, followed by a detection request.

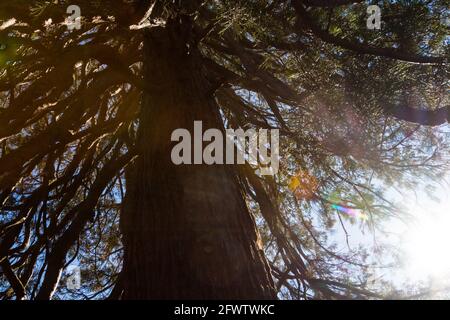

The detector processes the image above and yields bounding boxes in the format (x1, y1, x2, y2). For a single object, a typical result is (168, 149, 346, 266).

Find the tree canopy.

(0, 0, 449, 300)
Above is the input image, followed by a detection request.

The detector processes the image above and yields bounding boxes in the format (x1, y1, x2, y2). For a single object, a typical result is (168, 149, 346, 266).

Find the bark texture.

(120, 19, 276, 299)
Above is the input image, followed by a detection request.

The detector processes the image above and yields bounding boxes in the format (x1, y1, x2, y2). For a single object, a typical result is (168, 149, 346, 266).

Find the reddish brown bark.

(119, 20, 276, 299)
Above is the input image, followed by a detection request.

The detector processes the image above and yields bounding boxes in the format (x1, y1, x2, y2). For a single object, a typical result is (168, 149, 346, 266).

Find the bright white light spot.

(401, 201, 450, 282)
(0, 18, 16, 30)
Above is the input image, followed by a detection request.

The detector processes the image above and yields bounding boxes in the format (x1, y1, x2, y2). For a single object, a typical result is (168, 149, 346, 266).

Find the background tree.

(0, 0, 448, 299)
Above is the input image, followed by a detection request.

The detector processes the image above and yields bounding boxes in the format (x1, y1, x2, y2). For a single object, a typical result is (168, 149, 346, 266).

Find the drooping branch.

(0, 258, 26, 300)
(35, 149, 135, 300)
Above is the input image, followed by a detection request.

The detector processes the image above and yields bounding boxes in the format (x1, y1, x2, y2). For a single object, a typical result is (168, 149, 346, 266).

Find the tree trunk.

(119, 20, 276, 299)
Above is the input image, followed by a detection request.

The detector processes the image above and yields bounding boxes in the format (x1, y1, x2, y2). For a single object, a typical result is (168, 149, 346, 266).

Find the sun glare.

(401, 200, 450, 283)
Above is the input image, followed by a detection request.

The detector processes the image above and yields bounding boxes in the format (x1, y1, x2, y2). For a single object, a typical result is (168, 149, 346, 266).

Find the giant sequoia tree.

(0, 0, 448, 300)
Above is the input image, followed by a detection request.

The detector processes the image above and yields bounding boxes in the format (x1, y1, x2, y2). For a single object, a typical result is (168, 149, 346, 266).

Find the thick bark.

(120, 20, 276, 299)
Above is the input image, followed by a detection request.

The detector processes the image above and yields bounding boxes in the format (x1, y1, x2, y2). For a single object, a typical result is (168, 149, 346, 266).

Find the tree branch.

(292, 0, 447, 64)
(35, 151, 135, 300)
(0, 258, 26, 300)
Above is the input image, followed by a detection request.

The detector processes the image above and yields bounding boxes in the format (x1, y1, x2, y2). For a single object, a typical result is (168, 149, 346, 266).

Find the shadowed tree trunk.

(119, 19, 276, 299)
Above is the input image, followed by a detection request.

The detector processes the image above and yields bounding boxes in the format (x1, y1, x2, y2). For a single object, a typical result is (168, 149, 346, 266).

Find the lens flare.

(331, 203, 368, 220)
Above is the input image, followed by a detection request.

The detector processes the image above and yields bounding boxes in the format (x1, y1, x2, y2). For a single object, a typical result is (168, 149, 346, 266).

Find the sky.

(330, 171, 450, 298)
